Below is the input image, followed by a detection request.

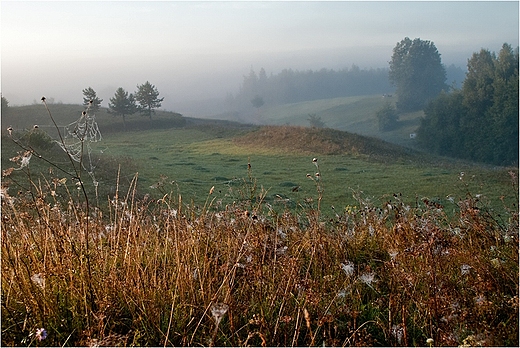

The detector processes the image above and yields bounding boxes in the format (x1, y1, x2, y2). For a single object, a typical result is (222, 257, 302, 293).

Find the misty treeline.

(228, 65, 393, 109)
(417, 43, 519, 166)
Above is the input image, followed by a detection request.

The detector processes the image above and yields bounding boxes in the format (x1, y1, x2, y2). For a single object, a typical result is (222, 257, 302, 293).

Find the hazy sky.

(2, 1, 518, 112)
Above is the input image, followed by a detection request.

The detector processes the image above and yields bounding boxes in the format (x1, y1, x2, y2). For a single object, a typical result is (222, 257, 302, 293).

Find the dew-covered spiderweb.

(55, 109, 102, 188)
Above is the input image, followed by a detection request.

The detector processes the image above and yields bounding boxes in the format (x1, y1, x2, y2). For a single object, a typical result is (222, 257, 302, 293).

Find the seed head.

(35, 328, 47, 341)
(312, 157, 318, 163)
(210, 302, 229, 325)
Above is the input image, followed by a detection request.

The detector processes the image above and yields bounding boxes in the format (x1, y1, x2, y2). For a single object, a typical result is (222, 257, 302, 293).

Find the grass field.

(1, 101, 517, 217)
(1, 100, 518, 346)
(215, 94, 424, 147)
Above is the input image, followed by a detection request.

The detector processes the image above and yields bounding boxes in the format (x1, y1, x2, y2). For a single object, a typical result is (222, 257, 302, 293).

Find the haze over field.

(2, 1, 518, 114)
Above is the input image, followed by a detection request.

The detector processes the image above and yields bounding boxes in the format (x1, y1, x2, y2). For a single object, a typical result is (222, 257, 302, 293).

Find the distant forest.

(230, 65, 393, 108)
(229, 64, 465, 109)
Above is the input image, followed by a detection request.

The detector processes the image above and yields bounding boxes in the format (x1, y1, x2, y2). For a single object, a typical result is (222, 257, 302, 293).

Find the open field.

(1, 102, 517, 217)
(1, 101, 518, 346)
(213, 94, 424, 147)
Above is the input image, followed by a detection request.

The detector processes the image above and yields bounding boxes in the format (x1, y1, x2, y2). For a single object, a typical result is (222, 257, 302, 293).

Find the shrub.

(376, 102, 399, 131)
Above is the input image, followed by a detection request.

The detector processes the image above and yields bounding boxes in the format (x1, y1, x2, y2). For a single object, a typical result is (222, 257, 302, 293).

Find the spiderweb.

(55, 110, 102, 186)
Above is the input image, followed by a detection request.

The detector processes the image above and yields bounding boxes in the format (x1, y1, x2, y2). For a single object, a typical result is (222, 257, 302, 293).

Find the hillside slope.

(212, 94, 424, 147)
(233, 125, 418, 162)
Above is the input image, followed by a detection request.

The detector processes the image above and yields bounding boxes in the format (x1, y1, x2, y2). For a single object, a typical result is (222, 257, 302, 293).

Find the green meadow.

(1, 98, 516, 217)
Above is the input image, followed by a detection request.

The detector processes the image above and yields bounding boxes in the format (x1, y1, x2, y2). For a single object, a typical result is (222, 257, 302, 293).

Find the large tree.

(389, 37, 447, 112)
(82, 87, 103, 112)
(135, 81, 164, 119)
(108, 87, 137, 127)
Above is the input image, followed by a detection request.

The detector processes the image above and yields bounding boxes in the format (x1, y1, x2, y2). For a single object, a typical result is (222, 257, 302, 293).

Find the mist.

(2, 1, 518, 117)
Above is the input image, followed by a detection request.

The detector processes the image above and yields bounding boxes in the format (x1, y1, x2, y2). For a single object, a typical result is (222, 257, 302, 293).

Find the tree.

(417, 43, 519, 165)
(1, 94, 9, 113)
(251, 95, 264, 109)
(488, 44, 519, 164)
(375, 102, 399, 131)
(308, 113, 325, 128)
(417, 90, 466, 157)
(389, 37, 447, 112)
(135, 81, 164, 119)
(82, 87, 103, 112)
(108, 87, 137, 127)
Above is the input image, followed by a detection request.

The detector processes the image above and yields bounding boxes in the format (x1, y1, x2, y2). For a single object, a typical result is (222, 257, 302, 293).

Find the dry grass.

(233, 125, 417, 161)
(1, 164, 518, 346)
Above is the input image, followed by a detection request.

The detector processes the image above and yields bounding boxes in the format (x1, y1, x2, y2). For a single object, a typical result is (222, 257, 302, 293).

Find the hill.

(2, 102, 516, 217)
(207, 94, 424, 148)
(1, 103, 186, 137)
(233, 125, 417, 161)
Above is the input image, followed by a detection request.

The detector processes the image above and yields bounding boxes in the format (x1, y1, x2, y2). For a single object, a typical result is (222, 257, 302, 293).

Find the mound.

(233, 125, 416, 159)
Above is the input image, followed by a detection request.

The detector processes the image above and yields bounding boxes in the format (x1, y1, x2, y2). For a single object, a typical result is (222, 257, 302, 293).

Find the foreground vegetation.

(1, 157, 518, 346)
(1, 101, 518, 346)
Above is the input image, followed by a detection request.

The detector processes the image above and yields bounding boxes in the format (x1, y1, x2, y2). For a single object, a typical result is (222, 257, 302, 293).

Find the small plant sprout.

(31, 273, 45, 289)
(359, 272, 376, 286)
(211, 302, 229, 325)
(308, 157, 324, 213)
(11, 150, 33, 171)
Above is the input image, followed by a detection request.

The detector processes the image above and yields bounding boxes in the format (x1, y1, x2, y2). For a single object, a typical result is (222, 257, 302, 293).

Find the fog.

(2, 1, 518, 117)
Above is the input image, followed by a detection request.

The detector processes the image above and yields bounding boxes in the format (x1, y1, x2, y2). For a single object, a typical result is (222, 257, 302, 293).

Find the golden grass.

(1, 166, 518, 346)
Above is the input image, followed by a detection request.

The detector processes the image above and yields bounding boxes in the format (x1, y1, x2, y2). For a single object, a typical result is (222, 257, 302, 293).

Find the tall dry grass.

(1, 166, 518, 346)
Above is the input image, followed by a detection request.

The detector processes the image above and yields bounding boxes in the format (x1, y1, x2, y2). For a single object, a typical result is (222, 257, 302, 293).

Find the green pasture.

(2, 101, 517, 217)
(97, 127, 515, 214)
(239, 94, 424, 147)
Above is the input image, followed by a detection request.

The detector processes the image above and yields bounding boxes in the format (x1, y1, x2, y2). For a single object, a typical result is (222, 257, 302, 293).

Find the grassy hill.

(1, 103, 186, 137)
(211, 94, 424, 147)
(2, 102, 517, 218)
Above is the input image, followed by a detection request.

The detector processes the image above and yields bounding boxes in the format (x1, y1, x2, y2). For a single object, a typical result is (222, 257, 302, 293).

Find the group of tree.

(81, 82, 164, 126)
(417, 43, 518, 166)
(229, 65, 393, 110)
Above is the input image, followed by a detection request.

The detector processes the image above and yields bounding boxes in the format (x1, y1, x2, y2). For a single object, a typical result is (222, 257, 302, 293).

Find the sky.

(1, 1, 519, 113)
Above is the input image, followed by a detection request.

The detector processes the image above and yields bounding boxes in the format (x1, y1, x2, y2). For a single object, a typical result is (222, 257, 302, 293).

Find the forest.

(417, 43, 519, 166)
(230, 65, 393, 109)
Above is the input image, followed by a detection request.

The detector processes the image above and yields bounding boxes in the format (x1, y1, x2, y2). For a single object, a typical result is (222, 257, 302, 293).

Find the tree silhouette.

(82, 87, 103, 112)
(251, 95, 264, 109)
(108, 87, 137, 127)
(135, 81, 164, 119)
(389, 37, 447, 112)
